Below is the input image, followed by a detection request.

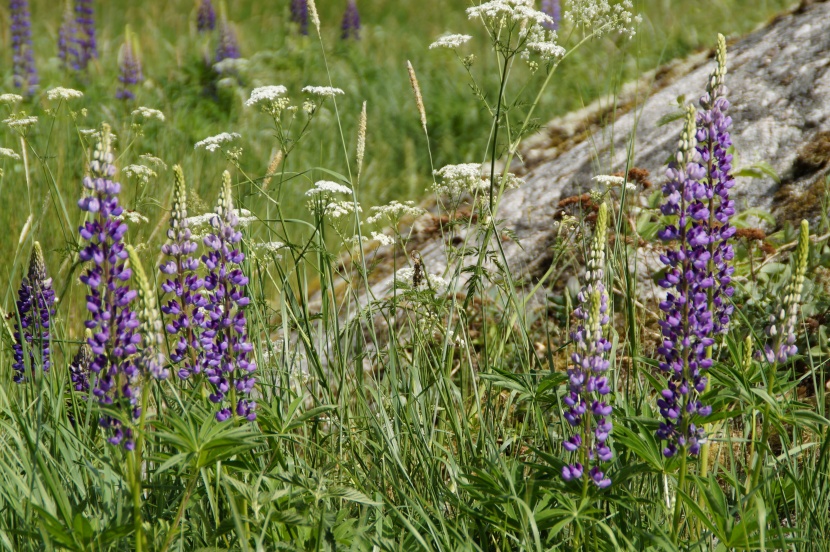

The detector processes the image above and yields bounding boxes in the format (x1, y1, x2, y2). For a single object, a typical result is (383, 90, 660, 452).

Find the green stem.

(672, 451, 688, 543)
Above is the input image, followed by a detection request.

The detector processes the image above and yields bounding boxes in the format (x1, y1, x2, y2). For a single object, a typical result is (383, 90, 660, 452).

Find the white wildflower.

(131, 106, 165, 121)
(3, 115, 38, 129)
(123, 164, 158, 182)
(395, 267, 449, 293)
(195, 132, 241, 152)
(187, 208, 255, 228)
(80, 128, 117, 142)
(593, 174, 625, 186)
(467, 0, 554, 28)
(302, 86, 345, 98)
(305, 180, 352, 196)
(255, 241, 286, 253)
(114, 210, 149, 224)
(526, 40, 566, 60)
(433, 163, 489, 197)
(139, 153, 167, 169)
(0, 94, 23, 105)
(0, 148, 20, 160)
(246, 86, 288, 106)
(371, 231, 395, 246)
(367, 200, 425, 224)
(322, 199, 361, 219)
(45, 87, 84, 101)
(213, 57, 249, 74)
(565, 0, 640, 39)
(429, 34, 473, 49)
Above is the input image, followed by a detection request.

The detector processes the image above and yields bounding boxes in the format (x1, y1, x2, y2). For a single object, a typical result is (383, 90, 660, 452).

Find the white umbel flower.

(367, 200, 425, 224)
(429, 34, 473, 49)
(194, 132, 241, 152)
(3, 116, 38, 129)
(370, 231, 395, 246)
(246, 86, 288, 107)
(302, 86, 345, 98)
(0, 147, 21, 160)
(433, 163, 489, 196)
(123, 164, 158, 182)
(395, 267, 448, 293)
(0, 94, 23, 105)
(46, 87, 84, 101)
(305, 180, 352, 196)
(131, 106, 166, 121)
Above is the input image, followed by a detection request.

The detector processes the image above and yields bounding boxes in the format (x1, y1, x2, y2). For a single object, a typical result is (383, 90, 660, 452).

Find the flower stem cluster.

(12, 243, 56, 383)
(562, 202, 613, 488)
(78, 125, 143, 449)
(160, 166, 206, 380)
(199, 172, 257, 422)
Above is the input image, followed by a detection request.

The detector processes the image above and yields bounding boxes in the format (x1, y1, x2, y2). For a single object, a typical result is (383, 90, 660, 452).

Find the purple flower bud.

(290, 0, 308, 35)
(10, 0, 38, 95)
(116, 30, 143, 101)
(216, 17, 240, 63)
(12, 243, 55, 383)
(197, 0, 216, 32)
(71, 0, 97, 71)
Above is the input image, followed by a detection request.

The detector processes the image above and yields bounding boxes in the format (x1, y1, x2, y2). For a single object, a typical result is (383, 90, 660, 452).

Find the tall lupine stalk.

(200, 172, 256, 422)
(58, 3, 77, 70)
(698, 34, 736, 336)
(196, 0, 216, 32)
(215, 15, 240, 63)
(78, 125, 143, 449)
(72, 0, 97, 70)
(696, 33, 735, 486)
(291, 0, 308, 35)
(116, 29, 143, 100)
(655, 106, 714, 461)
(341, 0, 361, 40)
(763, 220, 809, 365)
(562, 202, 613, 489)
(12, 243, 56, 383)
(10, 0, 39, 96)
(160, 166, 206, 380)
(541, 0, 561, 31)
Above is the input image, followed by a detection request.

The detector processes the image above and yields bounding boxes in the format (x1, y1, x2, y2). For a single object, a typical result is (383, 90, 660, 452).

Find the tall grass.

(1, 0, 828, 551)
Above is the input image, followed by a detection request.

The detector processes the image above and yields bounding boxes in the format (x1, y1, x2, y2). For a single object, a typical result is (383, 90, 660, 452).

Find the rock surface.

(365, 0, 830, 299)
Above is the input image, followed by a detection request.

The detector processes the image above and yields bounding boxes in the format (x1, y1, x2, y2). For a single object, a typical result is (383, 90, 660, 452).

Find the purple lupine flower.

(655, 106, 713, 459)
(10, 0, 39, 96)
(72, 0, 97, 70)
(78, 125, 142, 449)
(115, 32, 143, 101)
(12, 243, 55, 383)
(199, 172, 257, 422)
(341, 0, 361, 40)
(696, 35, 735, 336)
(561, 202, 614, 488)
(763, 220, 809, 364)
(160, 166, 206, 380)
(197, 0, 216, 32)
(291, 0, 308, 35)
(541, 0, 560, 30)
(215, 17, 240, 63)
(58, 5, 78, 70)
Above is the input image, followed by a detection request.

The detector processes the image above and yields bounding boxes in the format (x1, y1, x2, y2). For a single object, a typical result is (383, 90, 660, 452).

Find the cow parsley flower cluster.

(565, 0, 640, 39)
(46, 87, 84, 101)
(433, 163, 488, 197)
(195, 132, 241, 152)
(246, 86, 288, 107)
(131, 106, 165, 121)
(367, 200, 425, 225)
(429, 34, 472, 49)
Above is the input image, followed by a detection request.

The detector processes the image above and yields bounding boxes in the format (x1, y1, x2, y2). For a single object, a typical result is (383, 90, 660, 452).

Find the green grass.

(2, 1, 829, 551)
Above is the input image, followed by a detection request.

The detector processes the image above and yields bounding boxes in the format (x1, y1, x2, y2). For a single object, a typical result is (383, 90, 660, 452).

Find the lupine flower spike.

(12, 243, 56, 383)
(291, 0, 308, 35)
(69, 330, 94, 394)
(341, 0, 361, 40)
(10, 0, 39, 95)
(562, 202, 613, 488)
(215, 14, 240, 63)
(763, 220, 809, 364)
(200, 172, 257, 422)
(541, 0, 561, 31)
(655, 106, 715, 458)
(160, 166, 206, 380)
(58, 3, 78, 70)
(116, 28, 143, 101)
(72, 0, 97, 70)
(197, 0, 216, 32)
(127, 245, 168, 380)
(698, 34, 736, 336)
(78, 124, 143, 449)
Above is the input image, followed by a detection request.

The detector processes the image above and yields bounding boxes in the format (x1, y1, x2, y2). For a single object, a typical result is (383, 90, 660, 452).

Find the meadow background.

(4, 1, 829, 551)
